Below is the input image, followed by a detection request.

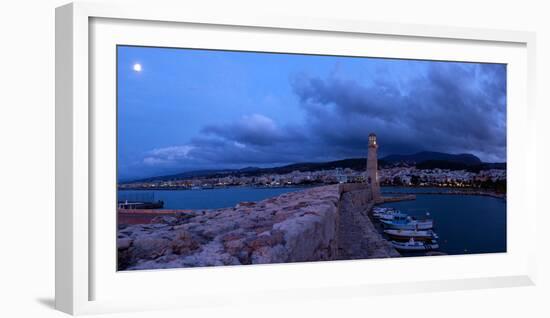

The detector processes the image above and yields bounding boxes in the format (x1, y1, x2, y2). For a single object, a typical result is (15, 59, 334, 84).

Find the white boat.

(372, 207, 394, 214)
(384, 229, 439, 241)
(373, 211, 409, 220)
(391, 238, 439, 251)
(373, 210, 409, 220)
(380, 217, 434, 230)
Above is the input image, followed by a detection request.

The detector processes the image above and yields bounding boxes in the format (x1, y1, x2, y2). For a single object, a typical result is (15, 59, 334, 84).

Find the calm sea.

(380, 187, 506, 255)
(118, 187, 306, 210)
(118, 186, 506, 256)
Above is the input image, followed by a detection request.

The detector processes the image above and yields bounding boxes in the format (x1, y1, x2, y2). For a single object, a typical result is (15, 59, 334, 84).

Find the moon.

(133, 63, 142, 72)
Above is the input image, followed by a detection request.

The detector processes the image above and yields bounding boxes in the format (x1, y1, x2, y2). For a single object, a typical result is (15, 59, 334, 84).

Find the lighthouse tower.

(366, 133, 381, 202)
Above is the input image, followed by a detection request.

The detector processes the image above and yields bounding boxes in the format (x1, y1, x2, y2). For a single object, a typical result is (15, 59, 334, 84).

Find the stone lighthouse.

(366, 133, 381, 202)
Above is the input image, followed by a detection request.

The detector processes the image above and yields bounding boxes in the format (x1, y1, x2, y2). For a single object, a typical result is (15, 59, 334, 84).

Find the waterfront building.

(335, 168, 348, 183)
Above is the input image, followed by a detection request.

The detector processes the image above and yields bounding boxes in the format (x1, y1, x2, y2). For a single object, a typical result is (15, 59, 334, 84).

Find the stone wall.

(118, 185, 343, 270)
(117, 183, 397, 270)
(337, 189, 401, 259)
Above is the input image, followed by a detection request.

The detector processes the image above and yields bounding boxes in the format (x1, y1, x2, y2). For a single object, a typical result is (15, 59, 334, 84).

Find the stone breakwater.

(337, 188, 401, 259)
(117, 184, 398, 270)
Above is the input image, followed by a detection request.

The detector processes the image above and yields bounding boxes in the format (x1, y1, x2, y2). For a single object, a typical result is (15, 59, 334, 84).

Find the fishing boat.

(384, 229, 439, 241)
(391, 238, 439, 251)
(372, 207, 394, 214)
(373, 211, 409, 220)
(380, 216, 434, 230)
(373, 209, 409, 220)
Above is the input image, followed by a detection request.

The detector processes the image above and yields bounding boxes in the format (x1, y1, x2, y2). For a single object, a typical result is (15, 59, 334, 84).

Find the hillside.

(124, 151, 504, 184)
(381, 151, 482, 166)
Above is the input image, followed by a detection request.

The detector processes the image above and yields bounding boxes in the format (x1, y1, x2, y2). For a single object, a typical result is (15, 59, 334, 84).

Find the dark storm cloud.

(142, 114, 316, 172)
(291, 62, 506, 162)
(142, 61, 506, 173)
(201, 114, 291, 146)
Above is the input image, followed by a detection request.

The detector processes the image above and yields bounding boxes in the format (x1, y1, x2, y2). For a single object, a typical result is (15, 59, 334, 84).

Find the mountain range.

(124, 151, 505, 184)
(382, 151, 482, 166)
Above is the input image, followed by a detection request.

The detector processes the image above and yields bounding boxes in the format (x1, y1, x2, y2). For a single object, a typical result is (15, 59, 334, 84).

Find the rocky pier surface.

(336, 188, 401, 259)
(118, 184, 399, 270)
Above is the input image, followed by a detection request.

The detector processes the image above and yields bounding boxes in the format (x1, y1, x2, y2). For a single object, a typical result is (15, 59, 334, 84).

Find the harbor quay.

(118, 209, 193, 225)
(382, 190, 505, 199)
(117, 183, 402, 270)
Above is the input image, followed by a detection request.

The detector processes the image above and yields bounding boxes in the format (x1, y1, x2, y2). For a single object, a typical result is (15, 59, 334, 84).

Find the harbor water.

(118, 185, 506, 256)
(380, 187, 506, 255)
(118, 186, 306, 210)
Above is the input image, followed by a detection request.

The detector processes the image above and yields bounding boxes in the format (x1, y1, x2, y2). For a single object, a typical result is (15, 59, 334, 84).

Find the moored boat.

(391, 238, 439, 251)
(384, 229, 439, 241)
(372, 209, 408, 220)
(380, 217, 434, 230)
(117, 200, 164, 209)
(373, 207, 395, 214)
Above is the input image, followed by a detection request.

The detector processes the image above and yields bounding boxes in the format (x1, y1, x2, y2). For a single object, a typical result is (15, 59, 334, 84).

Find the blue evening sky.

(117, 46, 506, 181)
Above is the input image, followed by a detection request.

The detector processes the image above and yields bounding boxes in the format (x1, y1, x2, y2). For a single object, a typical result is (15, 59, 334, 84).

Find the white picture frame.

(55, 1, 537, 315)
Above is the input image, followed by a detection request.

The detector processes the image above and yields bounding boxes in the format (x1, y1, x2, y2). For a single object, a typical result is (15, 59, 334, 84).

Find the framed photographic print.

(56, 1, 537, 315)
